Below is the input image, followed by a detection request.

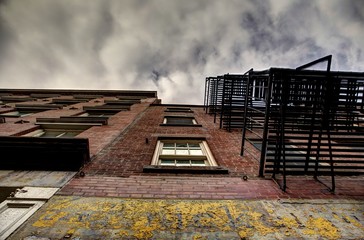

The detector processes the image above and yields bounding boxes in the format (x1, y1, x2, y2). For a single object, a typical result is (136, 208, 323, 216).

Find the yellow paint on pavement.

(9, 196, 364, 240)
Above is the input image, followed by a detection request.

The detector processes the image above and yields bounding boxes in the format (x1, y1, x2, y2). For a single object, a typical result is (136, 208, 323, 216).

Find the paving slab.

(8, 196, 364, 240)
(0, 170, 77, 188)
(0, 171, 76, 188)
(8, 187, 59, 200)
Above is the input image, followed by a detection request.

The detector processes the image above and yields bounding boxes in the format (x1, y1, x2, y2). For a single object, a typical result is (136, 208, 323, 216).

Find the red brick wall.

(0, 97, 157, 158)
(83, 105, 260, 177)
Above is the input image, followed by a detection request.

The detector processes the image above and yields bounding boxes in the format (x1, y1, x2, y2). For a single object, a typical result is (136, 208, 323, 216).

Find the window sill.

(143, 165, 229, 174)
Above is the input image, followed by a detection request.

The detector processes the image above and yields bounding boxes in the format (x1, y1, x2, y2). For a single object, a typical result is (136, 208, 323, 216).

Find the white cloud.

(0, 0, 363, 104)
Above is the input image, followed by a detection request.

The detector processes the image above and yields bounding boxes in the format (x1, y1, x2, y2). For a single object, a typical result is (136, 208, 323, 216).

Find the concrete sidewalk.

(9, 196, 364, 240)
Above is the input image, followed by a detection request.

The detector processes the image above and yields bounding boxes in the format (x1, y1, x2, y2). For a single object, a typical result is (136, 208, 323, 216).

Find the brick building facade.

(0, 88, 363, 239)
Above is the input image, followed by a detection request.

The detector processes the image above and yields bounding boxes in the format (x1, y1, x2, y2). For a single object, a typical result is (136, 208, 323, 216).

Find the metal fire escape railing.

(204, 76, 224, 123)
(240, 59, 364, 192)
(219, 72, 250, 131)
(240, 70, 270, 162)
(205, 56, 364, 192)
(204, 71, 251, 131)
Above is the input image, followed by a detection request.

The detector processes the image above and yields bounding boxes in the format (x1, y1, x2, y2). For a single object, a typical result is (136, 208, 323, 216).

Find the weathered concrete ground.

(9, 196, 364, 240)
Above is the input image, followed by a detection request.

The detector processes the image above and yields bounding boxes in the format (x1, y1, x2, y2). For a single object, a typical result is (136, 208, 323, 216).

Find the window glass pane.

(191, 160, 206, 166)
(176, 149, 189, 155)
(160, 159, 175, 166)
(163, 143, 175, 148)
(188, 143, 200, 149)
(86, 112, 116, 117)
(39, 130, 79, 138)
(19, 112, 33, 117)
(190, 149, 204, 155)
(61, 132, 79, 138)
(32, 131, 45, 137)
(40, 131, 63, 138)
(1, 111, 20, 116)
(161, 149, 175, 155)
(176, 143, 188, 148)
(155, 140, 216, 167)
(166, 118, 193, 125)
(176, 160, 190, 166)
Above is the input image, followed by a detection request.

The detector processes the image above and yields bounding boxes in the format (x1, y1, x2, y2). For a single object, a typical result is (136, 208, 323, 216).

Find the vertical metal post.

(241, 73, 251, 156)
(220, 76, 226, 129)
(213, 78, 218, 123)
(259, 71, 274, 177)
(204, 77, 208, 112)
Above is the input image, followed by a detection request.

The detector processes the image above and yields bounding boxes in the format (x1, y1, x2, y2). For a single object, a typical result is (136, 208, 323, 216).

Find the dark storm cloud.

(0, 0, 363, 104)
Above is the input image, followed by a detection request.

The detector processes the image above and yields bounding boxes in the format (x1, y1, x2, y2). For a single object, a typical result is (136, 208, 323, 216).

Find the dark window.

(162, 116, 201, 126)
(165, 107, 193, 113)
(166, 117, 195, 125)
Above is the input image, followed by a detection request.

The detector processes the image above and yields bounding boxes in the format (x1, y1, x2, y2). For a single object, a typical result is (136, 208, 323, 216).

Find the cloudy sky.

(0, 0, 363, 104)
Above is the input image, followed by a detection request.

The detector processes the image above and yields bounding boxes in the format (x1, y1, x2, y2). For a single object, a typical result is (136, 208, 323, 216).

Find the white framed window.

(151, 140, 217, 167)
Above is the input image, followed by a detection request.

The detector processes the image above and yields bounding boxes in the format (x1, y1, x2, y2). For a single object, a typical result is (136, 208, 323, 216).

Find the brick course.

(58, 175, 364, 200)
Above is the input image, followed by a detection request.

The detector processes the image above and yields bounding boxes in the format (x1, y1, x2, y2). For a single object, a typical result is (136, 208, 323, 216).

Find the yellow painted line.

(10, 196, 364, 240)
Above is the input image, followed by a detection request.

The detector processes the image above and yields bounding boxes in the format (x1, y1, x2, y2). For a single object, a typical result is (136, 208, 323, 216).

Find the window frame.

(165, 107, 193, 113)
(0, 110, 34, 117)
(21, 123, 95, 138)
(161, 116, 201, 127)
(0, 104, 63, 118)
(78, 111, 115, 117)
(23, 129, 83, 138)
(151, 139, 217, 167)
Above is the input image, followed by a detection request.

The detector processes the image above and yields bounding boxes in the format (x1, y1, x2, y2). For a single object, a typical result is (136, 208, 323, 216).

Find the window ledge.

(143, 165, 229, 174)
